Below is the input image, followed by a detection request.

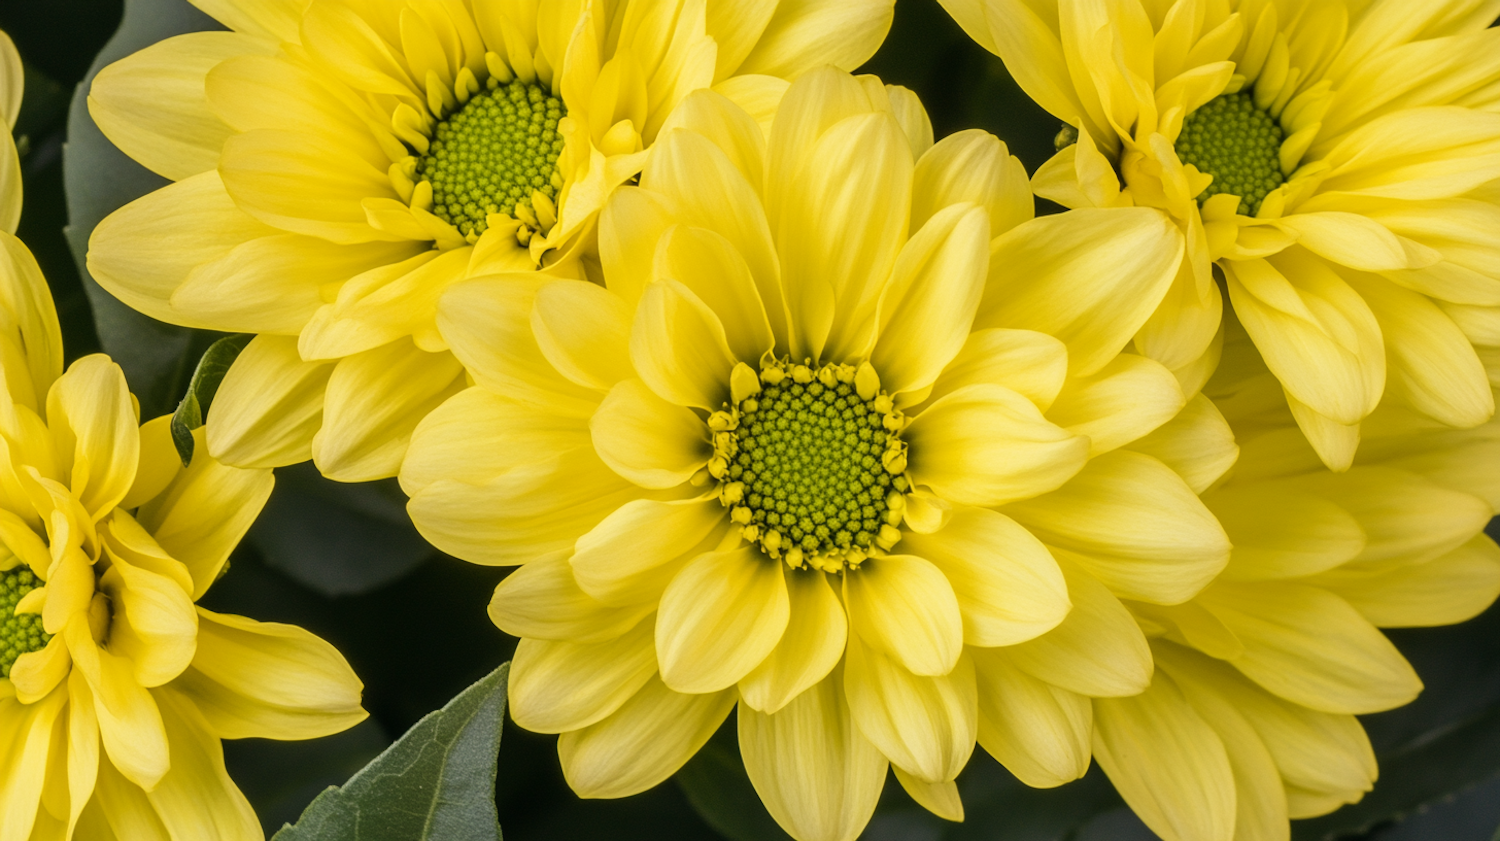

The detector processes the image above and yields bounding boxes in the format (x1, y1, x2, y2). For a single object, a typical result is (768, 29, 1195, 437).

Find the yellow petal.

(894, 766, 964, 822)
(1004, 451, 1230, 605)
(1313, 533, 1500, 629)
(510, 617, 658, 734)
(870, 203, 990, 396)
(1005, 561, 1153, 697)
(912, 129, 1032, 236)
(312, 340, 465, 482)
(0, 687, 65, 841)
(1198, 581, 1422, 714)
(922, 328, 1068, 412)
(531, 279, 637, 391)
(173, 608, 366, 741)
(206, 335, 333, 469)
(843, 637, 976, 783)
(1092, 672, 1236, 841)
(654, 224, 777, 363)
(145, 688, 261, 841)
(489, 551, 655, 643)
(898, 507, 1069, 647)
(905, 383, 1088, 507)
(630, 280, 737, 410)
(187, 0, 306, 42)
(739, 569, 847, 714)
(0, 230, 64, 410)
(736, 0, 894, 78)
(48, 355, 139, 518)
(1124, 393, 1239, 494)
(976, 208, 1183, 376)
(1045, 353, 1186, 456)
(844, 554, 962, 677)
(67, 623, 170, 790)
(1315, 107, 1500, 201)
(98, 551, 198, 687)
(90, 756, 171, 840)
(591, 378, 711, 489)
(570, 496, 728, 606)
(87, 32, 253, 181)
(559, 675, 736, 799)
(739, 671, 887, 841)
(657, 547, 790, 694)
(88, 171, 277, 330)
(971, 646, 1091, 789)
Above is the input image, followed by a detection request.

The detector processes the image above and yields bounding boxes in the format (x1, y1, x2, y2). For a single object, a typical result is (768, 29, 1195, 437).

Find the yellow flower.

(939, 0, 1500, 470)
(1087, 318, 1500, 841)
(83, 0, 895, 483)
(0, 31, 19, 234)
(400, 67, 1231, 841)
(0, 208, 365, 838)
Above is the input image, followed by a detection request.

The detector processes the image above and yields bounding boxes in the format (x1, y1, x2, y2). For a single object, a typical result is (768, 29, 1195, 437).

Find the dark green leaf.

(274, 662, 510, 841)
(225, 721, 392, 836)
(62, 0, 222, 417)
(169, 332, 252, 465)
(677, 731, 791, 841)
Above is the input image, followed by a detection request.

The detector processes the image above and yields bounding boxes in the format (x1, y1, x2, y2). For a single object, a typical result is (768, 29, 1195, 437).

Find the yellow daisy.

(0, 204, 366, 838)
(939, 0, 1500, 470)
(83, 0, 895, 482)
(1088, 318, 1500, 841)
(399, 67, 1231, 841)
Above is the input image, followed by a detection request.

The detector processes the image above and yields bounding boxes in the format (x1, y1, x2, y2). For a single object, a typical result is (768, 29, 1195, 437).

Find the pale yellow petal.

(1045, 353, 1186, 456)
(1124, 393, 1239, 494)
(922, 328, 1068, 412)
(739, 569, 847, 714)
(971, 646, 1091, 789)
(630, 280, 737, 410)
(844, 637, 976, 783)
(145, 688, 261, 841)
(657, 547, 790, 694)
(48, 355, 139, 518)
(205, 335, 333, 469)
(1314, 533, 1500, 628)
(488, 551, 655, 643)
(510, 617, 658, 734)
(571, 496, 728, 606)
(844, 554, 962, 677)
(1005, 561, 1153, 697)
(911, 129, 1032, 236)
(531, 279, 636, 391)
(735, 0, 894, 78)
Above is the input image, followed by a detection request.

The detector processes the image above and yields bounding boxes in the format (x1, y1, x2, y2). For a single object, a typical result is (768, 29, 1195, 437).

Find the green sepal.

(169, 333, 252, 467)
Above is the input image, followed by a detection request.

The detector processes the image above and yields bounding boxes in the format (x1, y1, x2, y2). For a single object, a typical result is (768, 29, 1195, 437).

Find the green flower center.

(1175, 92, 1286, 216)
(416, 80, 565, 239)
(711, 360, 909, 572)
(1, 569, 49, 679)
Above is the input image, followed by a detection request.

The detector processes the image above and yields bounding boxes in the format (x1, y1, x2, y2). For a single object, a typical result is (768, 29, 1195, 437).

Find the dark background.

(2, 0, 1499, 838)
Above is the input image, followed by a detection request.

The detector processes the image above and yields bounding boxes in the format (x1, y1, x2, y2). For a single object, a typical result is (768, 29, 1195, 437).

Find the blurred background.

(2, 0, 1499, 838)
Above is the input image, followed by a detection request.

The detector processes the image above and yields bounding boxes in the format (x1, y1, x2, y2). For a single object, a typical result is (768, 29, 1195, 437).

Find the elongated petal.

(1006, 561, 1153, 697)
(1124, 394, 1239, 494)
(976, 209, 1182, 376)
(631, 280, 738, 410)
(1205, 483, 1364, 582)
(591, 378, 710, 489)
(146, 688, 261, 841)
(657, 547, 790, 694)
(844, 554, 962, 677)
(559, 676, 736, 799)
(490, 551, 655, 643)
(906, 384, 1088, 507)
(206, 335, 333, 469)
(740, 672, 887, 841)
(570, 496, 728, 606)
(912, 129, 1032, 236)
(1317, 533, 1500, 628)
(1045, 353, 1185, 456)
(48, 355, 139, 518)
(971, 647, 1091, 789)
(843, 638, 976, 783)
(655, 225, 776, 364)
(510, 617, 658, 734)
(532, 279, 637, 391)
(739, 569, 847, 714)
(898, 507, 1069, 647)
(736, 0, 894, 78)
(1004, 451, 1230, 605)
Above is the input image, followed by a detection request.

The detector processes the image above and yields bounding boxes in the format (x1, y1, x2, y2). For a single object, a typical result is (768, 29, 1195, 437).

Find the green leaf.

(62, 0, 222, 417)
(274, 662, 510, 841)
(170, 333, 252, 465)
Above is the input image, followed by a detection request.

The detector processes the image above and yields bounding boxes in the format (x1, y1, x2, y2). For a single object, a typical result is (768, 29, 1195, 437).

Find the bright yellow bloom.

(1087, 319, 1500, 841)
(400, 67, 1232, 841)
(940, 0, 1500, 470)
(82, 0, 894, 483)
(0, 169, 365, 841)
(0, 31, 19, 234)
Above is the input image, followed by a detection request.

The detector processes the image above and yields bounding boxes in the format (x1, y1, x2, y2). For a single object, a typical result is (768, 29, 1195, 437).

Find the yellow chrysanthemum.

(940, 0, 1500, 470)
(1084, 318, 1500, 841)
(0, 192, 365, 840)
(81, 0, 895, 483)
(399, 67, 1233, 841)
(0, 31, 19, 235)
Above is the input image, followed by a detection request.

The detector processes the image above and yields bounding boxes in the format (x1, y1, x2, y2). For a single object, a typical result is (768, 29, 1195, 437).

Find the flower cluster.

(0, 0, 1491, 839)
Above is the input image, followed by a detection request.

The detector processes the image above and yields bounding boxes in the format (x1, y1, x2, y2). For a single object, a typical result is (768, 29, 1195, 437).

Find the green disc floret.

(1, 569, 49, 680)
(1175, 92, 1286, 216)
(416, 79, 565, 238)
(711, 360, 910, 572)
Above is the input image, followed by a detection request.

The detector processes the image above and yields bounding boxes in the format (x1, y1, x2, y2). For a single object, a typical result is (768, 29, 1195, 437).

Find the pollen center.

(1175, 92, 1286, 216)
(711, 360, 910, 573)
(1, 569, 50, 679)
(416, 80, 566, 239)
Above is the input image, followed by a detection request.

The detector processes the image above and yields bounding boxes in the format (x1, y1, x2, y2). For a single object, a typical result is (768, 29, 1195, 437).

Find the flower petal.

(844, 554, 962, 677)
(206, 335, 333, 469)
(1315, 533, 1500, 628)
(912, 129, 1032, 236)
(922, 328, 1068, 412)
(657, 546, 789, 694)
(740, 671, 887, 841)
(1045, 353, 1185, 456)
(736, 0, 894, 78)
(48, 355, 139, 518)
(739, 569, 847, 714)
(531, 279, 636, 391)
(1005, 561, 1153, 697)
(898, 507, 1069, 647)
(591, 378, 711, 489)
(510, 617, 658, 734)
(571, 496, 729, 606)
(630, 280, 738, 410)
(905, 384, 1089, 508)
(1124, 394, 1239, 494)
(971, 646, 1091, 789)
(843, 638, 976, 783)
(145, 688, 262, 841)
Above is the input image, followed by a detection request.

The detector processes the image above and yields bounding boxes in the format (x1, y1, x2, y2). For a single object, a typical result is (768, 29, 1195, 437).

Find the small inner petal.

(1175, 92, 1286, 216)
(0, 569, 50, 678)
(416, 80, 567, 240)
(711, 359, 911, 573)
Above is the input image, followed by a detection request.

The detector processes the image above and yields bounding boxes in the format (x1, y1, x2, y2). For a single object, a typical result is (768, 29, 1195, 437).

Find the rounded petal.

(146, 688, 262, 841)
(739, 569, 848, 714)
(1005, 561, 1153, 697)
(488, 552, 655, 643)
(657, 547, 790, 694)
(899, 507, 1069, 647)
(843, 638, 976, 783)
(558, 676, 736, 799)
(630, 280, 738, 410)
(591, 379, 711, 489)
(740, 672, 887, 841)
(911, 129, 1032, 236)
(922, 327, 1068, 412)
(736, 0, 894, 78)
(571, 496, 728, 606)
(844, 554, 962, 677)
(1044, 353, 1186, 457)
(532, 280, 637, 391)
(510, 617, 658, 734)
(1315, 533, 1500, 628)
(654, 225, 776, 364)
(905, 384, 1089, 508)
(48, 355, 139, 518)
(206, 335, 333, 469)
(971, 647, 1091, 789)
(1124, 394, 1239, 494)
